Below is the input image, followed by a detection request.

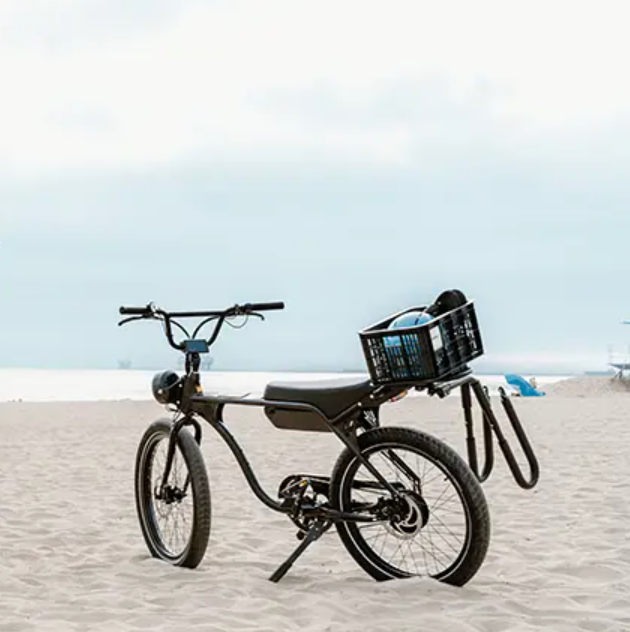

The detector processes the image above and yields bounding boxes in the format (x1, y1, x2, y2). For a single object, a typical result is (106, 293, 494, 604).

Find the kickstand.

(269, 519, 329, 583)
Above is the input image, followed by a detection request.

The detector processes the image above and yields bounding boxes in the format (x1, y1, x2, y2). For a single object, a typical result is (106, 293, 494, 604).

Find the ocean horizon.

(0, 367, 580, 403)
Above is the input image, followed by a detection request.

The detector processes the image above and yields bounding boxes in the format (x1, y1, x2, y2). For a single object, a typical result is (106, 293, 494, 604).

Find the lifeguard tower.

(608, 322, 630, 378)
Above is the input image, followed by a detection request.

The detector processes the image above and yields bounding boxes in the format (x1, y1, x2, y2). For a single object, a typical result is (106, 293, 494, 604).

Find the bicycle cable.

(224, 314, 250, 330)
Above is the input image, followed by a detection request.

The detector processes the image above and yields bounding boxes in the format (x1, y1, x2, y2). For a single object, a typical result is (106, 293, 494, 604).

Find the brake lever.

(118, 316, 145, 327)
(118, 311, 162, 327)
(229, 305, 265, 321)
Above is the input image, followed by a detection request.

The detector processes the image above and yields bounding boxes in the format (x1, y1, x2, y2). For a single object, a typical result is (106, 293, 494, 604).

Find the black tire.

(134, 419, 211, 568)
(330, 426, 490, 586)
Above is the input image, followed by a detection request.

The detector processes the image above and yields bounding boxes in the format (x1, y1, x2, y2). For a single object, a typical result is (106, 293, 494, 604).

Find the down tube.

(195, 403, 287, 512)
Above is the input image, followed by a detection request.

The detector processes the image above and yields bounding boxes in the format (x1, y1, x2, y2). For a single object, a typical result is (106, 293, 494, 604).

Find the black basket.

(359, 301, 484, 385)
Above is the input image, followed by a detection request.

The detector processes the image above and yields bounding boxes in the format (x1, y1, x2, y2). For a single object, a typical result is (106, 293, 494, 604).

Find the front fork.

(158, 413, 203, 496)
(158, 365, 206, 495)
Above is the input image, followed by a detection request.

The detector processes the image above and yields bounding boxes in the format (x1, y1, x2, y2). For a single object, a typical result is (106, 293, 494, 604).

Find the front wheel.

(330, 426, 490, 586)
(135, 419, 211, 568)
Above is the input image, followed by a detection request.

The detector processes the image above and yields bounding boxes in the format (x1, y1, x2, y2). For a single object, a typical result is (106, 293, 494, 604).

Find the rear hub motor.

(386, 491, 430, 539)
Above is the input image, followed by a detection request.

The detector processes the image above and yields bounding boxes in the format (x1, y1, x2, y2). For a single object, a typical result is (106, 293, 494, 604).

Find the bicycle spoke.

(148, 436, 195, 559)
(343, 442, 469, 578)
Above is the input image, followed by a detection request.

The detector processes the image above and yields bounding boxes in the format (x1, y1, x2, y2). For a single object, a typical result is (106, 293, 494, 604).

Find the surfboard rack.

(428, 375, 540, 489)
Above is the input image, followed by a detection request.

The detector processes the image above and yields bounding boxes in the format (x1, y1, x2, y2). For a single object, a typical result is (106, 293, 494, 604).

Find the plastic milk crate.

(359, 301, 484, 385)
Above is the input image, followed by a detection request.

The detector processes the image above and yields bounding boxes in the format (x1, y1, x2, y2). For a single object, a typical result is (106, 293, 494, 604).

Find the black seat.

(264, 376, 374, 419)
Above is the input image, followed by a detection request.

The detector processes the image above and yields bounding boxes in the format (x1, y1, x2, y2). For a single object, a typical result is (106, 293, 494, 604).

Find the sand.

(1, 379, 630, 631)
(543, 375, 630, 397)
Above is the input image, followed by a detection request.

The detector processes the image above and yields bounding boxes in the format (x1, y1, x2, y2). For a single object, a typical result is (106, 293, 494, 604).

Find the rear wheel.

(330, 426, 490, 586)
(135, 419, 211, 568)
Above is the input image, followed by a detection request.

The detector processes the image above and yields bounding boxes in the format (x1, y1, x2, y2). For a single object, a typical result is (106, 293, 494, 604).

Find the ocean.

(0, 368, 574, 403)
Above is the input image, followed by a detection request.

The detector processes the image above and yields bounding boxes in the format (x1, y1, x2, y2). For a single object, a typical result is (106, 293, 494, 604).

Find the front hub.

(158, 484, 185, 505)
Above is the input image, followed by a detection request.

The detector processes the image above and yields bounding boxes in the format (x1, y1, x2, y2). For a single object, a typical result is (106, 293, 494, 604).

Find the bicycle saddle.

(264, 376, 374, 418)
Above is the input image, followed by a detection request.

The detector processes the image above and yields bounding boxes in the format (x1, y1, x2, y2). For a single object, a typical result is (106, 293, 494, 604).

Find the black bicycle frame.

(157, 363, 411, 523)
(157, 364, 539, 529)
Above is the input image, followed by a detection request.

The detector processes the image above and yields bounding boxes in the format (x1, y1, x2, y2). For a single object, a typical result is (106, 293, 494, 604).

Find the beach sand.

(1, 379, 629, 631)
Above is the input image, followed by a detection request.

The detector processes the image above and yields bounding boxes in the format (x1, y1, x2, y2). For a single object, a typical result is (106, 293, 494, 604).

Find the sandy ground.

(1, 379, 629, 631)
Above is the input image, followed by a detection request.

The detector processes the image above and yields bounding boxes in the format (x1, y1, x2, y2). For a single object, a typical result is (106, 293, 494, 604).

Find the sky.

(1, 0, 630, 373)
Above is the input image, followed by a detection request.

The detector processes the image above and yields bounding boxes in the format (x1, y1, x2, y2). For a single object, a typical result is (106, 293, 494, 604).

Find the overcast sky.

(2, 0, 630, 373)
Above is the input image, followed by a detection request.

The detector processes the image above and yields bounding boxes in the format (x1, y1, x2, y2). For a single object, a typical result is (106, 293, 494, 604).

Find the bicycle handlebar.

(117, 300, 285, 352)
(242, 302, 285, 312)
(119, 305, 154, 317)
(118, 302, 285, 318)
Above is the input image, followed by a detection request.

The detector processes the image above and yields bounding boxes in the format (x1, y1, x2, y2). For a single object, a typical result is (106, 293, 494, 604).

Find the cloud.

(0, 0, 629, 178)
(0, 0, 198, 48)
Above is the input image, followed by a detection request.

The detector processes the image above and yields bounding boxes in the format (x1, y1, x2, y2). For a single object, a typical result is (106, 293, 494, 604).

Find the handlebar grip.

(245, 302, 285, 312)
(119, 306, 151, 316)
